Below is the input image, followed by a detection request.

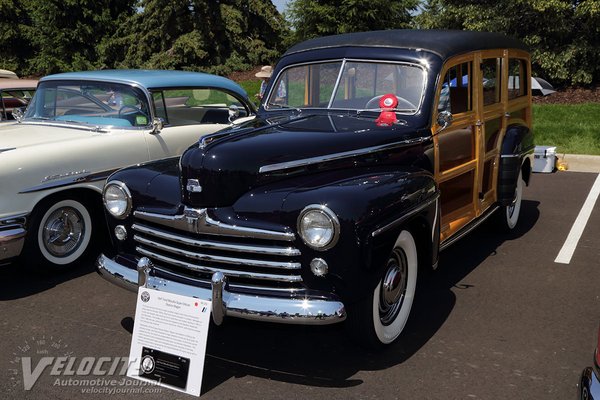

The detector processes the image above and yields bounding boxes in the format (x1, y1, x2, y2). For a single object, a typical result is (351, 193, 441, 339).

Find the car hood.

(0, 122, 96, 150)
(180, 113, 429, 207)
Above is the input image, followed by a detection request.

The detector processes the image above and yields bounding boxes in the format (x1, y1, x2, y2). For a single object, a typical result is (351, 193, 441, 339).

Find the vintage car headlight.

(297, 205, 339, 250)
(103, 181, 132, 219)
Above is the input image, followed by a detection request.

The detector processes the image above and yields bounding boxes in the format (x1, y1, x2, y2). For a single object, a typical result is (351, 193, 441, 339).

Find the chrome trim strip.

(0, 212, 28, 227)
(96, 253, 345, 325)
(132, 223, 300, 256)
(439, 205, 499, 251)
(134, 235, 301, 270)
(259, 136, 430, 174)
(0, 147, 16, 154)
(19, 168, 117, 194)
(153, 266, 303, 293)
(136, 247, 303, 283)
(371, 194, 440, 237)
(500, 154, 520, 158)
(135, 208, 295, 241)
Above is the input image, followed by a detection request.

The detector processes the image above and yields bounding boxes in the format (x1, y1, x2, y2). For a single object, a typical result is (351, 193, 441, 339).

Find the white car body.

(0, 69, 255, 268)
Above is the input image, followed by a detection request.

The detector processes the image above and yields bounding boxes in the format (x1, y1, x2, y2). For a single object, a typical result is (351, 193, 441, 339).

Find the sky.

(272, 0, 289, 13)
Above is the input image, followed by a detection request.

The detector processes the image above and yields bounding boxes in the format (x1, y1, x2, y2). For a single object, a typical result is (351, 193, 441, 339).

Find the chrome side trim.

(96, 253, 346, 325)
(259, 136, 430, 174)
(19, 168, 117, 194)
(135, 208, 295, 241)
(500, 154, 520, 158)
(136, 247, 303, 283)
(371, 194, 440, 237)
(132, 223, 300, 256)
(134, 235, 301, 270)
(0, 212, 28, 227)
(0, 147, 16, 154)
(440, 205, 499, 251)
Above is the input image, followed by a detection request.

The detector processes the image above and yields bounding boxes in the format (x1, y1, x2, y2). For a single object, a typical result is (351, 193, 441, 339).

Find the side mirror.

(436, 110, 453, 133)
(151, 117, 164, 134)
(228, 105, 240, 123)
(12, 107, 25, 123)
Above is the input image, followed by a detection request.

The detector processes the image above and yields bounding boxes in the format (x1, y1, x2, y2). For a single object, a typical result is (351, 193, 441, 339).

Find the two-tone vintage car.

(97, 30, 534, 347)
(0, 70, 255, 270)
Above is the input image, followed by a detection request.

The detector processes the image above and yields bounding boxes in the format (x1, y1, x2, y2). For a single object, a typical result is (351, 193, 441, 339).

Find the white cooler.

(533, 145, 557, 173)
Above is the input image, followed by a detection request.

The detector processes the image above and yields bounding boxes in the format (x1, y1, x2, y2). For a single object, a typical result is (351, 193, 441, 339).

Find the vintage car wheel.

(23, 197, 94, 271)
(348, 229, 418, 348)
(498, 169, 524, 231)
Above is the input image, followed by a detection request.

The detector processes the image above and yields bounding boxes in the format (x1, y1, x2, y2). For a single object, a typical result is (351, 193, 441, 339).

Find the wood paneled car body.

(97, 30, 534, 347)
(0, 70, 255, 270)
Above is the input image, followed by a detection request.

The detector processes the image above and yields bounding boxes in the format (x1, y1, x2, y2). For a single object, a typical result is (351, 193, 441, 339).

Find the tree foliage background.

(1, 0, 599, 87)
(416, 0, 600, 86)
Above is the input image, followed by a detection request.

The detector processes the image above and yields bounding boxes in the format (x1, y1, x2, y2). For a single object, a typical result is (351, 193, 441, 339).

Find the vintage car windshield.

(266, 60, 425, 114)
(24, 81, 151, 128)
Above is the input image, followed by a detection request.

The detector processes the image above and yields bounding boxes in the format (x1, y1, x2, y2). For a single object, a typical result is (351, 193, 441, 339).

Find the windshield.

(266, 60, 425, 114)
(24, 80, 151, 128)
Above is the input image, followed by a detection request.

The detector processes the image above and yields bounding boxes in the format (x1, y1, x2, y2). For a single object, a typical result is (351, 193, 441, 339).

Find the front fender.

(236, 167, 438, 302)
(498, 124, 534, 205)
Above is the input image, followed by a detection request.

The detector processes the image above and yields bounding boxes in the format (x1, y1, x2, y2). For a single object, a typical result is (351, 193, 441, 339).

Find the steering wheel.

(118, 105, 149, 119)
(365, 95, 416, 110)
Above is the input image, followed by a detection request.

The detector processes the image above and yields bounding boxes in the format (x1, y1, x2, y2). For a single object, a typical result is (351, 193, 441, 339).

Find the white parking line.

(555, 173, 600, 264)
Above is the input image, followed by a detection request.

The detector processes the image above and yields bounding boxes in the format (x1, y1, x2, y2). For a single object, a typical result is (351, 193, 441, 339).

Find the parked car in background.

(0, 78, 38, 121)
(580, 325, 600, 399)
(97, 30, 533, 347)
(0, 69, 255, 270)
(0, 69, 19, 79)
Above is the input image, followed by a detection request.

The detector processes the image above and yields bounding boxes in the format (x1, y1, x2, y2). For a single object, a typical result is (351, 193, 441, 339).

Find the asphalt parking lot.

(1, 171, 599, 400)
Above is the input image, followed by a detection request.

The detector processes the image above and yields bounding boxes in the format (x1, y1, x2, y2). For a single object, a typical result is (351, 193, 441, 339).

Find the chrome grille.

(131, 217, 303, 290)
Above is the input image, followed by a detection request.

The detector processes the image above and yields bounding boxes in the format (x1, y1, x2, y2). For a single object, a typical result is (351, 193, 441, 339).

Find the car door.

(433, 54, 483, 242)
(144, 88, 250, 160)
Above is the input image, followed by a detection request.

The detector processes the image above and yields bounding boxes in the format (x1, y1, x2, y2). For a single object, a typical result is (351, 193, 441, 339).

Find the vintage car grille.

(131, 213, 303, 291)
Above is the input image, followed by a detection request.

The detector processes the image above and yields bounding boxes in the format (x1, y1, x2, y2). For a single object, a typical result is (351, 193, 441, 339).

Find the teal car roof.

(41, 69, 248, 99)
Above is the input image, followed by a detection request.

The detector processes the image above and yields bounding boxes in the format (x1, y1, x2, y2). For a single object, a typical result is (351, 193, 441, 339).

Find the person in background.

(255, 65, 273, 101)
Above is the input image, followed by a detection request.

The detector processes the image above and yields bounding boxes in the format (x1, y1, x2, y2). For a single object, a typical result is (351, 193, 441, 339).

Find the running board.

(440, 205, 499, 252)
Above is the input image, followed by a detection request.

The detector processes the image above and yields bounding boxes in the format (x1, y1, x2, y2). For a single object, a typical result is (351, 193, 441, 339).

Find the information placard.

(127, 287, 211, 396)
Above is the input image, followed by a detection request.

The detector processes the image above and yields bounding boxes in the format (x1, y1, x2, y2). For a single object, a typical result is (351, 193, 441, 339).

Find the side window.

(508, 58, 528, 100)
(482, 58, 501, 106)
(438, 62, 472, 114)
(158, 89, 247, 126)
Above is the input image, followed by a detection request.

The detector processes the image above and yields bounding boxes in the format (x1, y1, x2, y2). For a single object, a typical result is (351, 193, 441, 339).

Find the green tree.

(110, 0, 287, 74)
(0, 0, 31, 73)
(416, 0, 600, 86)
(22, 0, 136, 75)
(286, 0, 419, 44)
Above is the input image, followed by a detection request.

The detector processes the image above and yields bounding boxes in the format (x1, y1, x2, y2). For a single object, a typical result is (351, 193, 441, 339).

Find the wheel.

(22, 197, 94, 271)
(347, 229, 418, 348)
(497, 169, 524, 231)
(365, 95, 417, 110)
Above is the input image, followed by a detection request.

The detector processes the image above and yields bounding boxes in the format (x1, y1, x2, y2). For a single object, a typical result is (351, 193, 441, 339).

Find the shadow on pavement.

(197, 200, 540, 395)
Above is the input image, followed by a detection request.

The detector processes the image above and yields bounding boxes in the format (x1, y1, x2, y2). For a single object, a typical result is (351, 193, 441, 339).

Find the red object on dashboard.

(376, 94, 398, 126)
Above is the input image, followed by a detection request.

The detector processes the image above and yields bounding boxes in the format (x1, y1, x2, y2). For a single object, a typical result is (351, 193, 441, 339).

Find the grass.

(238, 78, 600, 156)
(533, 103, 600, 155)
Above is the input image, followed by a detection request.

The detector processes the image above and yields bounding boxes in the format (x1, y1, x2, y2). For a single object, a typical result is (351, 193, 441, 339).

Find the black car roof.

(284, 29, 529, 60)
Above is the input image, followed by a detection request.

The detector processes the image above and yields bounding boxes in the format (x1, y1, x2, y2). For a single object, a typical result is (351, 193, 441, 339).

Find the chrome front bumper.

(0, 214, 27, 262)
(96, 253, 347, 325)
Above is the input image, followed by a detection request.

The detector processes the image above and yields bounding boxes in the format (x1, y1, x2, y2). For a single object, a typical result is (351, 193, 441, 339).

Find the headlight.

(103, 181, 132, 219)
(297, 205, 339, 250)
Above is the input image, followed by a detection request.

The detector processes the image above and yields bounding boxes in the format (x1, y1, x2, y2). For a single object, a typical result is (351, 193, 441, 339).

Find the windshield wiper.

(356, 108, 417, 114)
(267, 103, 293, 109)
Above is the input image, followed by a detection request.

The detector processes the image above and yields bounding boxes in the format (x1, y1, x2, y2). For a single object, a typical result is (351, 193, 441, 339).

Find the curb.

(557, 154, 600, 173)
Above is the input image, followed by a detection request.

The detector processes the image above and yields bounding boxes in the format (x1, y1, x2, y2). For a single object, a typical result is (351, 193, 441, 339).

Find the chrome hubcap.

(379, 248, 408, 326)
(43, 207, 84, 257)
